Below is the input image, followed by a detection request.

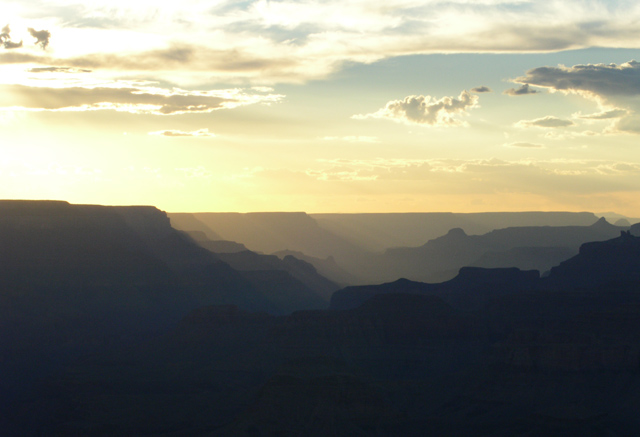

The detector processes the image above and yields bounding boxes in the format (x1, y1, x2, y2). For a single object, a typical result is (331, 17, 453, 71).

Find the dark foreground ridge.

(3, 201, 640, 435)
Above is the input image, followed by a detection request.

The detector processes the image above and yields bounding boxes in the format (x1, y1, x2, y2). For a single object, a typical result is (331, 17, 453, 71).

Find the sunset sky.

(2, 0, 640, 215)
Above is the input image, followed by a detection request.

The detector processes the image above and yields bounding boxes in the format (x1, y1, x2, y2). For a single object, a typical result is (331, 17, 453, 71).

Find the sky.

(2, 1, 640, 215)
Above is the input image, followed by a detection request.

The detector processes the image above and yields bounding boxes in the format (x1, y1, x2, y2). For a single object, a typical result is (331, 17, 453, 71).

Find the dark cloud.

(504, 84, 539, 96)
(28, 28, 51, 50)
(1, 24, 23, 50)
(516, 116, 575, 128)
(354, 90, 479, 127)
(515, 61, 640, 98)
(471, 86, 492, 93)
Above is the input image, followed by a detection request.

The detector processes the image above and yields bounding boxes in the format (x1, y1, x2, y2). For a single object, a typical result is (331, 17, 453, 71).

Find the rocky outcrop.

(543, 231, 640, 290)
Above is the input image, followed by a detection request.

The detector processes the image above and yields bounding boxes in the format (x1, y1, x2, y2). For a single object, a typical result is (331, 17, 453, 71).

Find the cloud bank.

(5, 1, 640, 84)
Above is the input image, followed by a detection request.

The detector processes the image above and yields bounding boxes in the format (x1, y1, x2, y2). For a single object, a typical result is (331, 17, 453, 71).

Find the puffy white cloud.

(353, 90, 479, 127)
(515, 116, 575, 129)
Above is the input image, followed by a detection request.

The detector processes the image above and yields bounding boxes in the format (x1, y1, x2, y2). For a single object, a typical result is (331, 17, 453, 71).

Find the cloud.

(575, 109, 628, 120)
(353, 91, 479, 127)
(6, 2, 640, 85)
(300, 157, 640, 196)
(594, 162, 640, 175)
(28, 28, 51, 50)
(544, 130, 599, 140)
(321, 136, 379, 143)
(0, 83, 283, 115)
(515, 116, 575, 128)
(471, 86, 492, 93)
(504, 142, 544, 149)
(513, 60, 640, 134)
(0, 24, 23, 50)
(27, 67, 92, 73)
(607, 115, 640, 135)
(515, 61, 640, 100)
(149, 128, 215, 137)
(503, 84, 539, 96)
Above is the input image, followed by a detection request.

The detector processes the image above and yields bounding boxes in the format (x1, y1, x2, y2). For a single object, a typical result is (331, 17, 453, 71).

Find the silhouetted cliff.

(5, 203, 640, 436)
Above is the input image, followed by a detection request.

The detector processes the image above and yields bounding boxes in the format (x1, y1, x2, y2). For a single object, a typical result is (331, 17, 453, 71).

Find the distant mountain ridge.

(311, 211, 602, 252)
(376, 217, 628, 283)
(332, 230, 640, 311)
(169, 210, 619, 285)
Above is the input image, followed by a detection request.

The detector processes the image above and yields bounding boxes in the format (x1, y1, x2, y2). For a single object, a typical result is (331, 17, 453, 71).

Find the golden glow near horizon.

(2, 1, 640, 216)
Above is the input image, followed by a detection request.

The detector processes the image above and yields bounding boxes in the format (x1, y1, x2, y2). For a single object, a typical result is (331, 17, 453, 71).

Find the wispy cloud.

(574, 109, 628, 120)
(515, 116, 575, 129)
(0, 82, 283, 115)
(149, 128, 215, 137)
